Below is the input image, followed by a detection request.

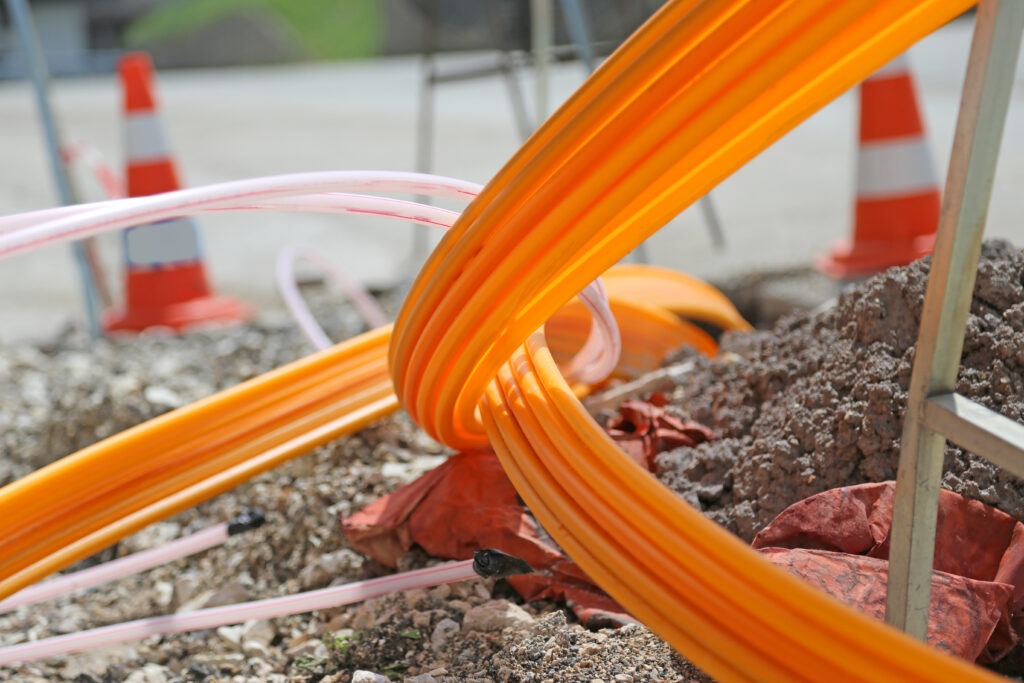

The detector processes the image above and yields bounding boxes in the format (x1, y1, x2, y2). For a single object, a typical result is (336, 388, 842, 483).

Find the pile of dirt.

(656, 239, 1024, 541)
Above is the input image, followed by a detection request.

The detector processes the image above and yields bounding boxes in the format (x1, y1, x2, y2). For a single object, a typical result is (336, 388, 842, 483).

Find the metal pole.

(885, 0, 1024, 639)
(6, 0, 102, 336)
(558, 0, 596, 73)
(411, 0, 441, 270)
(530, 0, 553, 123)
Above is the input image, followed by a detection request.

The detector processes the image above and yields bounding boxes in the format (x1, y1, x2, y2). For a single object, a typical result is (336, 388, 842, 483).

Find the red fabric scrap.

(604, 392, 713, 470)
(753, 481, 1024, 662)
(342, 450, 634, 627)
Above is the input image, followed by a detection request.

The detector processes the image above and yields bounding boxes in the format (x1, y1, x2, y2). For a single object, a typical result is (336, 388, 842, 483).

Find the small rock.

(429, 583, 451, 601)
(299, 549, 363, 589)
(241, 639, 271, 659)
(61, 645, 136, 678)
(472, 582, 491, 601)
(201, 582, 250, 608)
(448, 599, 473, 614)
(431, 617, 460, 652)
(69, 674, 102, 683)
(406, 675, 438, 683)
(286, 639, 327, 660)
(241, 618, 276, 647)
(143, 385, 185, 409)
(613, 675, 634, 682)
(402, 587, 430, 608)
(352, 671, 390, 683)
(175, 588, 215, 614)
(171, 574, 204, 611)
(153, 580, 174, 608)
(185, 662, 217, 680)
(216, 624, 244, 648)
(123, 663, 173, 683)
(191, 652, 245, 674)
(462, 600, 535, 633)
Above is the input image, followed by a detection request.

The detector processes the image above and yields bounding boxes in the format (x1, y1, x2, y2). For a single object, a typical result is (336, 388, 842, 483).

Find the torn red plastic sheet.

(753, 481, 1024, 662)
(342, 450, 637, 626)
(604, 392, 713, 470)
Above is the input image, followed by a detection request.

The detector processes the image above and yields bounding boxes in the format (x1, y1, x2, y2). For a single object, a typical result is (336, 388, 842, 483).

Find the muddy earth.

(1, 241, 1024, 682)
(656, 240, 1024, 542)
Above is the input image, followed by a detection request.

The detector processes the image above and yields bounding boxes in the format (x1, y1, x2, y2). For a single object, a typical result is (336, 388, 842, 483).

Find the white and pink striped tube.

(276, 244, 390, 349)
(0, 171, 481, 251)
(61, 143, 127, 199)
(0, 170, 620, 381)
(0, 559, 477, 665)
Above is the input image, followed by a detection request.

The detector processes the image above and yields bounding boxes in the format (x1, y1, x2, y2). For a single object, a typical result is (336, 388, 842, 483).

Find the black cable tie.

(472, 548, 535, 578)
(227, 508, 266, 536)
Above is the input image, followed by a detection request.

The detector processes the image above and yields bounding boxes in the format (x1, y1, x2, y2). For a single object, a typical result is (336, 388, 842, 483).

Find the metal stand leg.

(531, 0, 554, 126)
(6, 0, 103, 336)
(410, 0, 441, 269)
(558, 0, 596, 73)
(885, 0, 1024, 639)
(698, 194, 726, 251)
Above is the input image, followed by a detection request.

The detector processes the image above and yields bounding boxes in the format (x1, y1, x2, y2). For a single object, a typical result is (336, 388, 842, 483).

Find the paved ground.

(1, 16, 1023, 342)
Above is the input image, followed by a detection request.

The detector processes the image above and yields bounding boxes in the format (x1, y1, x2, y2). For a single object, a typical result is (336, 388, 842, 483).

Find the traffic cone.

(817, 54, 941, 279)
(103, 52, 248, 333)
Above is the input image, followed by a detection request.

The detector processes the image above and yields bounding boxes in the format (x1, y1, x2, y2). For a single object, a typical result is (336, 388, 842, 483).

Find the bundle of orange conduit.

(1, 1, 1000, 681)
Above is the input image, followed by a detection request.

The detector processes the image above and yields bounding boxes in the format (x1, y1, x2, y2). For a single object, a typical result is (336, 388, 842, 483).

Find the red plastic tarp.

(343, 396, 713, 626)
(753, 482, 1024, 662)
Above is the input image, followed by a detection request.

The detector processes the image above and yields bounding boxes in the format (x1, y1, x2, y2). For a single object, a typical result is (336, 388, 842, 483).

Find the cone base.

(816, 234, 935, 280)
(104, 295, 250, 334)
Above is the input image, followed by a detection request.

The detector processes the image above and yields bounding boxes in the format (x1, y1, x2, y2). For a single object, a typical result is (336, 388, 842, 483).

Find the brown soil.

(657, 240, 1024, 542)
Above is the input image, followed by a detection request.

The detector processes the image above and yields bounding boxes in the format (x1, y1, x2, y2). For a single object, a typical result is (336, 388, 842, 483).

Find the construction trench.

(4, 0, 1024, 681)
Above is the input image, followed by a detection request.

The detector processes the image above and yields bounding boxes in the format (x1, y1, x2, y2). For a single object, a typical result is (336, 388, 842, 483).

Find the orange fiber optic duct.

(390, 1, 994, 682)
(0, 328, 396, 599)
(0, 268, 733, 601)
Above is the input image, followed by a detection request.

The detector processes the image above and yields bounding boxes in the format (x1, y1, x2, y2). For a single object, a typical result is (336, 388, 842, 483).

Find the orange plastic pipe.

(0, 327, 395, 596)
(389, 0, 992, 681)
(545, 298, 717, 376)
(390, 0, 976, 451)
(481, 333, 999, 682)
(601, 264, 752, 333)
(0, 271, 721, 600)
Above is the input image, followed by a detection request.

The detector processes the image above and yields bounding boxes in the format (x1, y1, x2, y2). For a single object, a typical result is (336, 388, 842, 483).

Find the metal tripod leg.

(885, 0, 1024, 639)
(6, 0, 104, 336)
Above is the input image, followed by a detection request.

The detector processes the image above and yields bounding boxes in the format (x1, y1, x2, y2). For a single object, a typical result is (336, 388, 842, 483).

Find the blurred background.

(0, 2, 1021, 343)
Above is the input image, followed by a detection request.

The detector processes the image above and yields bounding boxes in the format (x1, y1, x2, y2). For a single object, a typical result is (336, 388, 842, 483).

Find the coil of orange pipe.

(390, 1, 992, 681)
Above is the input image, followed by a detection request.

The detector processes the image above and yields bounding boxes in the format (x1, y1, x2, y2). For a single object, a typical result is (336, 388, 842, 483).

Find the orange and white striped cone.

(103, 52, 248, 333)
(817, 54, 941, 279)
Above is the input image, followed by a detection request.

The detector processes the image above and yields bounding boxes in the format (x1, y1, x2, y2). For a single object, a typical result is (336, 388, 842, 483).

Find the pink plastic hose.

(0, 560, 477, 664)
(0, 511, 264, 614)
(276, 244, 390, 349)
(0, 171, 621, 382)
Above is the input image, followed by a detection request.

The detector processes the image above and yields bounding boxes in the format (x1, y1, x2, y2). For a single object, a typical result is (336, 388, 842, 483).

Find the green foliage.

(293, 652, 322, 671)
(126, 0, 380, 60)
(323, 629, 356, 655)
(381, 661, 409, 680)
(399, 628, 422, 640)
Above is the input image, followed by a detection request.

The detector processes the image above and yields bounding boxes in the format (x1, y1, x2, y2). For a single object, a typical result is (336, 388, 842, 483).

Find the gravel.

(0, 287, 702, 682)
